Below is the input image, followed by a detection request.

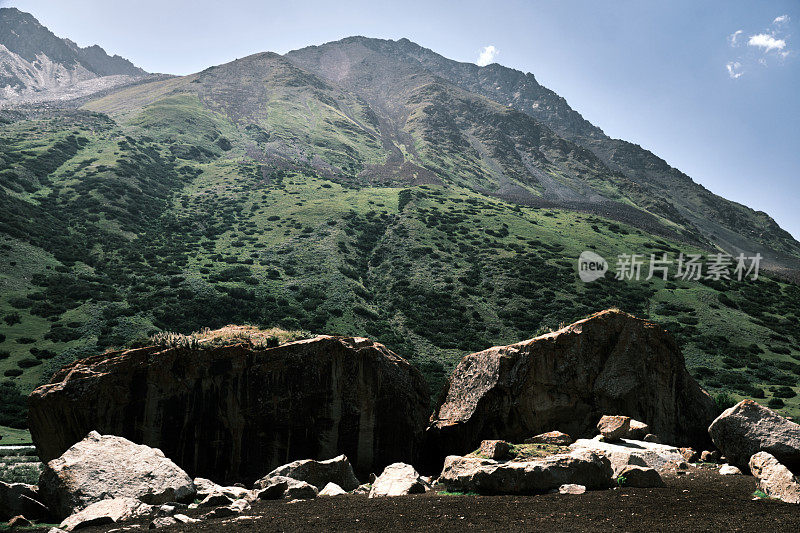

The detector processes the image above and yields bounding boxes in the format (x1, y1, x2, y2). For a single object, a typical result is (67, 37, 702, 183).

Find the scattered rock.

(570, 438, 685, 476)
(709, 400, 800, 471)
(680, 448, 699, 463)
(558, 484, 586, 494)
(7, 515, 31, 528)
(29, 336, 430, 484)
(0, 480, 52, 522)
(283, 481, 318, 501)
(59, 497, 152, 532)
(617, 465, 664, 488)
(525, 431, 574, 446)
(643, 434, 661, 443)
(352, 484, 371, 495)
(700, 450, 720, 463)
(255, 455, 359, 491)
(438, 449, 612, 495)
(719, 464, 742, 475)
(478, 440, 511, 460)
(198, 492, 233, 508)
(426, 310, 716, 468)
(597, 416, 632, 441)
(749, 451, 800, 504)
(627, 420, 650, 440)
(318, 483, 347, 497)
(369, 463, 428, 497)
(149, 516, 177, 529)
(174, 513, 199, 524)
(193, 478, 250, 501)
(39, 431, 196, 519)
(252, 476, 317, 500)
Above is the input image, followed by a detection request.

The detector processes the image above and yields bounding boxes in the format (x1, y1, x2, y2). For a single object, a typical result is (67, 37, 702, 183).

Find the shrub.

(767, 398, 785, 409)
(714, 392, 737, 413)
(3, 369, 22, 377)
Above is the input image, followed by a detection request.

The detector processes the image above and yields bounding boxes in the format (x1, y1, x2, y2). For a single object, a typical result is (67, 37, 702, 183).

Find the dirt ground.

(37, 467, 800, 533)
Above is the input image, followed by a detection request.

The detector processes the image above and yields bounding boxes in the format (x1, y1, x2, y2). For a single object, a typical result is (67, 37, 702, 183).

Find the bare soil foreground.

(57, 468, 800, 533)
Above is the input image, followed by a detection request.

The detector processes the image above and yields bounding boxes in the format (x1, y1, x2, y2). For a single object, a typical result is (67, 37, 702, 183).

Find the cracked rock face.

(30, 336, 429, 485)
(425, 310, 716, 468)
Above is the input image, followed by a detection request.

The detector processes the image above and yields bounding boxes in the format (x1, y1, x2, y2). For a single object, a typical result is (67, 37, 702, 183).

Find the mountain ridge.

(0, 7, 148, 104)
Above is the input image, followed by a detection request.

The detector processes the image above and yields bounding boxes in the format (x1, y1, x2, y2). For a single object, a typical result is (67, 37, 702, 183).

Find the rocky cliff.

(28, 336, 430, 484)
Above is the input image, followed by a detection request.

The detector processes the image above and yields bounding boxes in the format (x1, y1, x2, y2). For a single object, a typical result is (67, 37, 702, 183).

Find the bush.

(714, 392, 737, 413)
(768, 397, 786, 409)
(17, 357, 42, 369)
(3, 369, 22, 377)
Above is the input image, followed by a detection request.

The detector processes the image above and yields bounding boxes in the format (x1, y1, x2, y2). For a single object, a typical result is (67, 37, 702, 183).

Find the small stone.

(199, 492, 234, 507)
(149, 516, 177, 529)
(173, 513, 199, 524)
(318, 482, 347, 497)
(478, 440, 511, 460)
(719, 464, 742, 475)
(642, 434, 661, 443)
(597, 415, 632, 441)
(617, 465, 664, 488)
(680, 448, 699, 463)
(525, 431, 574, 446)
(8, 515, 31, 527)
(700, 450, 721, 463)
(558, 484, 586, 494)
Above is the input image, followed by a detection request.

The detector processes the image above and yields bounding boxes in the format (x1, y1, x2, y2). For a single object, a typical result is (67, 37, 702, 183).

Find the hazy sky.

(4, 0, 799, 238)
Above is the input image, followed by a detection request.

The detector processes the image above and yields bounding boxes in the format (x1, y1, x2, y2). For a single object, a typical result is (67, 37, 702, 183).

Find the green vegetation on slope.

(1, 81, 799, 430)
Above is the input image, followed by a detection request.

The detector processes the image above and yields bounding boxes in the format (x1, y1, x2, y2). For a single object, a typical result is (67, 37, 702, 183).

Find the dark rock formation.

(29, 336, 430, 484)
(424, 310, 715, 470)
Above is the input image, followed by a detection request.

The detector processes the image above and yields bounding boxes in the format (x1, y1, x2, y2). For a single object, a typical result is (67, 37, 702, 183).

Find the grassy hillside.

(1, 48, 799, 430)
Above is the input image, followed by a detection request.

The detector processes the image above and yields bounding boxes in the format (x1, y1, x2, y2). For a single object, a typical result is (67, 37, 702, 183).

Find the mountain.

(285, 37, 800, 271)
(0, 8, 148, 104)
(1, 34, 800, 431)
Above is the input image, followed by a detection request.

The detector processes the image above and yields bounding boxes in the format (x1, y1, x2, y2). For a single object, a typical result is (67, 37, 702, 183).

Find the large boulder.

(0, 481, 52, 522)
(749, 452, 800, 504)
(29, 335, 429, 484)
(369, 463, 428, 497)
(438, 448, 612, 495)
(38, 431, 195, 519)
(425, 310, 715, 468)
(255, 455, 359, 491)
(709, 400, 800, 471)
(570, 437, 685, 476)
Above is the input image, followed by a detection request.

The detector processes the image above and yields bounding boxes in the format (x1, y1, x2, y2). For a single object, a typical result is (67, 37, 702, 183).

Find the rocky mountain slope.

(286, 37, 800, 270)
(0, 8, 148, 104)
(1, 32, 800, 432)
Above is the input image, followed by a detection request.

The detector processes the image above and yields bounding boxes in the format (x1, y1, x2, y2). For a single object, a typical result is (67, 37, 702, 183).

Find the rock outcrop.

(709, 400, 800, 472)
(29, 335, 430, 484)
(38, 431, 195, 519)
(425, 310, 716, 467)
(749, 452, 800, 504)
(437, 449, 612, 495)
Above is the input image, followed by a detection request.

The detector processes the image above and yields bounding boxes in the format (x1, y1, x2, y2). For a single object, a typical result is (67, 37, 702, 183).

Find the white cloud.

(476, 45, 498, 66)
(728, 29, 743, 46)
(748, 33, 787, 52)
(774, 15, 790, 25)
(726, 61, 743, 79)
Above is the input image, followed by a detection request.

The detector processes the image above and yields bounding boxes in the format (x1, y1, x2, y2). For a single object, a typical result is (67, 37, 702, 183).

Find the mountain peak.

(0, 7, 147, 103)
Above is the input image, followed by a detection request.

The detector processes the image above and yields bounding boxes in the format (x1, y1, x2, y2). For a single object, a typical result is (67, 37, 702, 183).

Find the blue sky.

(4, 0, 798, 238)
